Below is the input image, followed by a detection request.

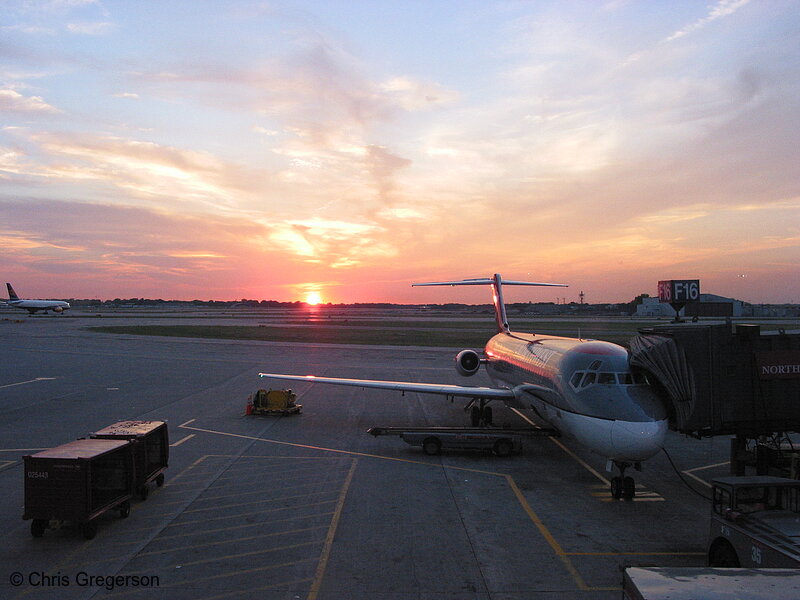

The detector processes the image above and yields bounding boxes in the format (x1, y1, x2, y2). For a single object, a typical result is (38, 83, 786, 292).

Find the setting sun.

(305, 292, 323, 305)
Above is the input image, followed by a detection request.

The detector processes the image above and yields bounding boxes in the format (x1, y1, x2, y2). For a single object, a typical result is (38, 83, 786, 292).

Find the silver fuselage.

(484, 332, 667, 462)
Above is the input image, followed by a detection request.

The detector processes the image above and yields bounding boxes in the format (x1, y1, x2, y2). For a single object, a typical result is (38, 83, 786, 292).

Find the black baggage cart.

(23, 438, 135, 539)
(91, 420, 168, 499)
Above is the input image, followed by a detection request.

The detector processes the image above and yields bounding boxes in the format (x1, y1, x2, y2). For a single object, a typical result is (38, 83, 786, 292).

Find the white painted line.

(682, 469, 714, 489)
(0, 377, 57, 390)
(178, 418, 196, 428)
(684, 461, 730, 474)
(170, 434, 195, 447)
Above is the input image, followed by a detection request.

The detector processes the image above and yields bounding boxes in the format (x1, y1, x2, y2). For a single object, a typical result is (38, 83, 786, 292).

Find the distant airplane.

(260, 274, 668, 499)
(4, 283, 71, 315)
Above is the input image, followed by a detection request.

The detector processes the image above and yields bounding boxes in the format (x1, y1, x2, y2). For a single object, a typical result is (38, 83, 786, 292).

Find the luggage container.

(23, 438, 135, 539)
(91, 420, 168, 500)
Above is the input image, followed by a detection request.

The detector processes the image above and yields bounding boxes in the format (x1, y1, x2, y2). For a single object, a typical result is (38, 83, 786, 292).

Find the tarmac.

(0, 308, 738, 599)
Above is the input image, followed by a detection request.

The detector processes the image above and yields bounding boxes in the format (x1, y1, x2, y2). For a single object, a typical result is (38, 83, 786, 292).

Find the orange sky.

(2, 1, 799, 304)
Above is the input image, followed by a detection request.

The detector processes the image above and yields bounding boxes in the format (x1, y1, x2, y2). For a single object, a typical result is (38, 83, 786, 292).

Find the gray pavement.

(0, 310, 733, 599)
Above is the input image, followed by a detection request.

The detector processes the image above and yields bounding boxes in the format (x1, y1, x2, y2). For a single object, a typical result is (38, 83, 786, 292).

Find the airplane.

(4, 283, 71, 315)
(259, 274, 668, 499)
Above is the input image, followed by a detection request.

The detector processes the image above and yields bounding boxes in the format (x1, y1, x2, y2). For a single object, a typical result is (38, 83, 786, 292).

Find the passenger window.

(570, 372, 583, 388)
(582, 373, 596, 387)
(598, 373, 615, 385)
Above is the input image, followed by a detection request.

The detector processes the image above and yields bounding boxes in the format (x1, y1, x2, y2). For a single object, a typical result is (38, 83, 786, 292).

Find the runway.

(0, 309, 734, 599)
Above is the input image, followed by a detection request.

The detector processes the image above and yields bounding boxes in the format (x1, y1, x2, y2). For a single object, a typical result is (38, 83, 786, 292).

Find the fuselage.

(484, 331, 667, 463)
(7, 299, 70, 314)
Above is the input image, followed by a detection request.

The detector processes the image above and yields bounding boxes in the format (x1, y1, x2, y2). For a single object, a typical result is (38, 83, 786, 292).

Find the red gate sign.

(757, 351, 800, 379)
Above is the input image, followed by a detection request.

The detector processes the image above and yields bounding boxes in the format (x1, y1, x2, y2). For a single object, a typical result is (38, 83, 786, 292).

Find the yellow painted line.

(505, 474, 589, 591)
(509, 407, 610, 485)
(308, 458, 358, 600)
(170, 434, 195, 447)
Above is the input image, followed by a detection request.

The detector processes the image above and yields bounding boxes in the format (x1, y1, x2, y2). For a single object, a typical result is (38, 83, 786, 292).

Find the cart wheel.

(155, 473, 165, 487)
(610, 476, 623, 499)
(708, 539, 740, 567)
(31, 519, 47, 538)
(493, 438, 513, 457)
(82, 521, 97, 540)
(422, 437, 442, 456)
(140, 484, 150, 501)
(119, 501, 131, 519)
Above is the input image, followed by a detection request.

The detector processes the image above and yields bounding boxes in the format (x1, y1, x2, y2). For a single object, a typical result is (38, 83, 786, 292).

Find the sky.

(1, 0, 799, 305)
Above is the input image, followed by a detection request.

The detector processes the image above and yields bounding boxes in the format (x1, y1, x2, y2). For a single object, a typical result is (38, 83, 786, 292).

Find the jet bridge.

(630, 323, 800, 476)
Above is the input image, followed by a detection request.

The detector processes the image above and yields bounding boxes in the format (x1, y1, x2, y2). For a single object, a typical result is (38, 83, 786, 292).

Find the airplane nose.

(610, 419, 667, 462)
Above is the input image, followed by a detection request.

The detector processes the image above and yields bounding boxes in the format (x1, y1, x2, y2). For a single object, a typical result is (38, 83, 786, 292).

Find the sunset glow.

(1, 1, 798, 304)
(305, 292, 323, 306)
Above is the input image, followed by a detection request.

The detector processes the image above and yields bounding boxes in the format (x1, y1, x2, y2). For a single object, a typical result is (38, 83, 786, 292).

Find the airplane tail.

(6, 283, 19, 300)
(412, 273, 567, 333)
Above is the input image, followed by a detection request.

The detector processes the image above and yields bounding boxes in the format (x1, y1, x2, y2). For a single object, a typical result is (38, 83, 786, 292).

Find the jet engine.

(455, 349, 481, 376)
(53, 306, 63, 313)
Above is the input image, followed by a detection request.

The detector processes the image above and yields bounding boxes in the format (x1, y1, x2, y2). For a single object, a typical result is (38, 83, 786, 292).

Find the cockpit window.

(569, 370, 650, 390)
(570, 372, 583, 388)
(598, 373, 616, 385)
(588, 360, 602, 371)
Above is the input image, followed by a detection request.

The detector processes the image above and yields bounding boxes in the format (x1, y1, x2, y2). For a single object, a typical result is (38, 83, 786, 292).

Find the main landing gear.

(609, 461, 639, 500)
(467, 399, 493, 427)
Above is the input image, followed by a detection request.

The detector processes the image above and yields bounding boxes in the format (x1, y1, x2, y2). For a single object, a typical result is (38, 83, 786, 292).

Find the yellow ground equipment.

(246, 389, 302, 416)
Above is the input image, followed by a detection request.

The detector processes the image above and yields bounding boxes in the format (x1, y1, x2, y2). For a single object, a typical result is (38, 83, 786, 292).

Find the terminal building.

(636, 294, 746, 318)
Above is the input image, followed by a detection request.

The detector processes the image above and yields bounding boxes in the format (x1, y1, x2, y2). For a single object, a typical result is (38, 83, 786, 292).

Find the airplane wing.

(258, 373, 517, 400)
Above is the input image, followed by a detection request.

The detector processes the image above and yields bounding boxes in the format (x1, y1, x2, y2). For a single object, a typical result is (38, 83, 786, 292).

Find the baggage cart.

(23, 438, 135, 539)
(246, 389, 302, 415)
(91, 420, 169, 500)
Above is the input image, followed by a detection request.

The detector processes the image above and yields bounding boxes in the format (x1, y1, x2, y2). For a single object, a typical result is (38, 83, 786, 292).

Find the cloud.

(0, 88, 60, 113)
(666, 0, 751, 42)
(66, 21, 115, 35)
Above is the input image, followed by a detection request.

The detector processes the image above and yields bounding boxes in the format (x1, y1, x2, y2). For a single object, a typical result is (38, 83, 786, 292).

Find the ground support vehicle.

(622, 567, 800, 599)
(707, 475, 800, 567)
(246, 389, 302, 415)
(23, 439, 135, 539)
(367, 427, 555, 457)
(91, 420, 169, 500)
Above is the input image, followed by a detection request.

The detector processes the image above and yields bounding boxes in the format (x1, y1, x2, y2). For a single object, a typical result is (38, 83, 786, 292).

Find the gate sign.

(658, 280, 700, 303)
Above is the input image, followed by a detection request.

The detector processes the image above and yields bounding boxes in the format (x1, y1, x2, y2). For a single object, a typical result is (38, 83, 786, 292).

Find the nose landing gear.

(609, 461, 638, 500)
